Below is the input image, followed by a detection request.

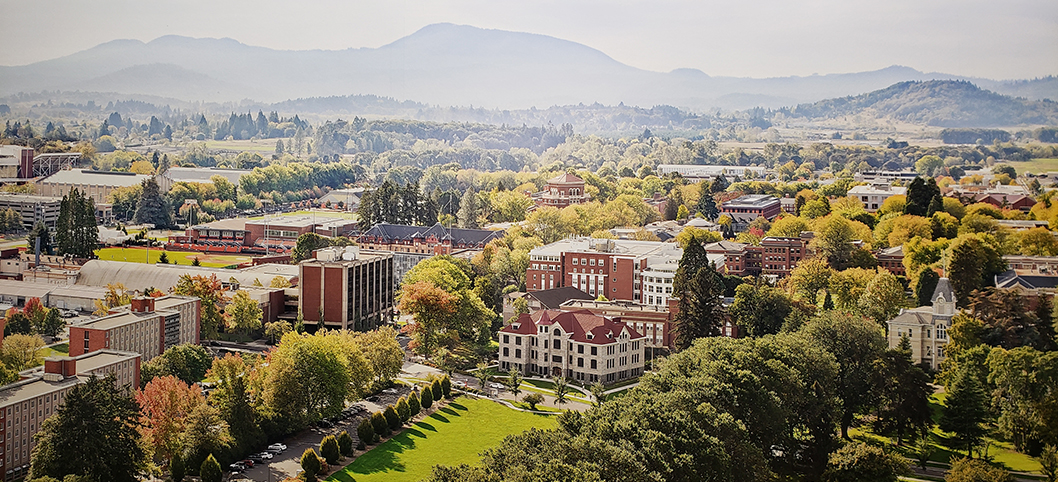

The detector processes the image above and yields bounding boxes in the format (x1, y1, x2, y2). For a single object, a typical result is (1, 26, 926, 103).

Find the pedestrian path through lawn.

(326, 396, 557, 482)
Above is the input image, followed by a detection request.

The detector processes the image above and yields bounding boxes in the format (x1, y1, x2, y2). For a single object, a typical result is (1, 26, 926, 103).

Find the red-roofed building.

(535, 173, 590, 208)
(972, 193, 1036, 212)
(497, 309, 646, 383)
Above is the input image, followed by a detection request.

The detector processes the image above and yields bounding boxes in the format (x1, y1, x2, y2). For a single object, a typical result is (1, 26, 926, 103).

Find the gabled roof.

(995, 270, 1058, 290)
(878, 245, 904, 257)
(931, 277, 955, 304)
(526, 286, 594, 310)
(547, 173, 584, 184)
(704, 240, 747, 253)
(500, 309, 645, 344)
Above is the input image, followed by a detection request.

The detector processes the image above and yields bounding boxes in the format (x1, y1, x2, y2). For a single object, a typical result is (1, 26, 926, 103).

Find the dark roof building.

(357, 222, 504, 255)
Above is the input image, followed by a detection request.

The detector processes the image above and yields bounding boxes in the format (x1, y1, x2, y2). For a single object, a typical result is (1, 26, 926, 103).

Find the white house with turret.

(885, 277, 956, 369)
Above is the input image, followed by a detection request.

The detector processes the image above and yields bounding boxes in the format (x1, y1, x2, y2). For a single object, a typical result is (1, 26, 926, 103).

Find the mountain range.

(1, 23, 1054, 111)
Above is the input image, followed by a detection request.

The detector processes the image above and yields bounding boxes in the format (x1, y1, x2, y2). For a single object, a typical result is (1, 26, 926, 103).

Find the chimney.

(43, 357, 77, 381)
(130, 297, 155, 313)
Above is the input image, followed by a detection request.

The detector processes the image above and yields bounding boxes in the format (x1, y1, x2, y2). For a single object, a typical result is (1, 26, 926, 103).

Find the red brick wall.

(301, 265, 322, 323)
(323, 266, 345, 324)
(68, 327, 108, 357)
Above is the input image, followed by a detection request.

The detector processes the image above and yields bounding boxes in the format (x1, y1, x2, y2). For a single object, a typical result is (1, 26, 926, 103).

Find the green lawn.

(850, 393, 1043, 474)
(1010, 158, 1058, 174)
(39, 343, 69, 359)
(94, 247, 251, 268)
(327, 397, 556, 482)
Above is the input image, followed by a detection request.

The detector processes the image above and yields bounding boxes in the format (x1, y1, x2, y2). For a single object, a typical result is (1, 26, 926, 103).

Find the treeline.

(941, 128, 1012, 144)
(357, 180, 439, 228)
(211, 111, 310, 140)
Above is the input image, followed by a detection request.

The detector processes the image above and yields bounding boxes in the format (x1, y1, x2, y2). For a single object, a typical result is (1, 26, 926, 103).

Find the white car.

(267, 443, 287, 452)
(257, 452, 274, 460)
(489, 382, 505, 389)
(453, 380, 467, 388)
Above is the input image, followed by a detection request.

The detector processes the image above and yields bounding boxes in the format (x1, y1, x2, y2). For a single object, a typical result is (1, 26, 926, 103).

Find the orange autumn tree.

(136, 375, 204, 462)
(397, 281, 457, 357)
(173, 274, 229, 339)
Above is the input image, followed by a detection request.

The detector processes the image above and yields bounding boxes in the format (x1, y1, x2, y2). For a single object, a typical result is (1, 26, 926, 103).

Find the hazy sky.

(2, 0, 1056, 79)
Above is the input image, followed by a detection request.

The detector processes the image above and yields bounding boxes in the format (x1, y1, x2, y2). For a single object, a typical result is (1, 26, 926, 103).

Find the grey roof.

(163, 167, 250, 185)
(931, 278, 955, 304)
(704, 240, 747, 252)
(527, 286, 594, 310)
(39, 169, 150, 188)
(995, 270, 1058, 290)
(887, 306, 934, 327)
(75, 260, 297, 292)
(360, 223, 504, 247)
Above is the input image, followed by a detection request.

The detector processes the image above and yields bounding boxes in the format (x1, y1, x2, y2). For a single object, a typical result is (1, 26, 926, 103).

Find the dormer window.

(586, 333, 593, 340)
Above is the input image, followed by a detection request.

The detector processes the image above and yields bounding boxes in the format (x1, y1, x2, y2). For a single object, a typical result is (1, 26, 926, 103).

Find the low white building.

(847, 183, 907, 212)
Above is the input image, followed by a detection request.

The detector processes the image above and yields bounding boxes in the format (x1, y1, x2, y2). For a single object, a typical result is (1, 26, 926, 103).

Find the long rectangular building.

(0, 350, 140, 481)
(0, 193, 62, 230)
(526, 237, 682, 305)
(68, 295, 200, 362)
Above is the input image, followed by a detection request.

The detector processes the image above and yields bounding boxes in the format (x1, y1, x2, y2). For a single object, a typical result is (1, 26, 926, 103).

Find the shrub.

(356, 440, 366, 451)
(420, 385, 434, 409)
(357, 418, 375, 446)
(371, 411, 391, 436)
(441, 376, 452, 398)
(170, 452, 185, 482)
(200, 454, 222, 482)
(337, 431, 353, 457)
(523, 393, 545, 410)
(431, 380, 443, 401)
(822, 442, 908, 482)
(945, 457, 1013, 482)
(408, 391, 421, 416)
(396, 397, 411, 422)
(300, 448, 322, 482)
(320, 434, 340, 465)
(384, 405, 402, 432)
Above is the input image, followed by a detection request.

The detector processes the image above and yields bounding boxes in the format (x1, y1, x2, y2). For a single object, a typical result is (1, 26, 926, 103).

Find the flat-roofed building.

(0, 350, 140, 481)
(655, 164, 767, 181)
(171, 213, 358, 254)
(299, 246, 394, 331)
(498, 309, 645, 383)
(36, 169, 150, 205)
(848, 183, 907, 212)
(720, 194, 781, 229)
(68, 296, 200, 362)
(157, 167, 252, 192)
(0, 193, 62, 230)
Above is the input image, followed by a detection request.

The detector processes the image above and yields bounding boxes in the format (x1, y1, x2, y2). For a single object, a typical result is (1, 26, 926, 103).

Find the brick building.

(704, 234, 812, 277)
(534, 173, 590, 209)
(877, 246, 905, 276)
(299, 246, 394, 331)
(170, 214, 358, 254)
(68, 296, 201, 362)
(357, 223, 504, 255)
(0, 350, 140, 480)
(720, 194, 782, 230)
(497, 309, 645, 384)
(526, 238, 682, 303)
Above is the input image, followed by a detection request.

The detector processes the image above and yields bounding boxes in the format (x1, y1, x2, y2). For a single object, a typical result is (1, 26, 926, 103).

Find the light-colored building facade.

(535, 173, 590, 208)
(0, 350, 140, 481)
(848, 183, 907, 212)
(498, 309, 646, 384)
(0, 193, 62, 231)
(36, 169, 150, 205)
(886, 278, 956, 369)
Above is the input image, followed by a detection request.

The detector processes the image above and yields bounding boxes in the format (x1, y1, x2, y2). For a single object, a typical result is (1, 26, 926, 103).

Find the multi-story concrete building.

(847, 183, 907, 212)
(720, 194, 782, 230)
(886, 278, 956, 369)
(498, 309, 645, 383)
(534, 173, 590, 209)
(0, 350, 140, 481)
(526, 237, 683, 303)
(299, 246, 394, 331)
(655, 164, 767, 182)
(68, 296, 201, 362)
(0, 193, 62, 230)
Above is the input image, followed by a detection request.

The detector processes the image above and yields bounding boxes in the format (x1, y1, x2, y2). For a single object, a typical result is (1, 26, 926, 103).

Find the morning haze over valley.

(0, 1, 1056, 482)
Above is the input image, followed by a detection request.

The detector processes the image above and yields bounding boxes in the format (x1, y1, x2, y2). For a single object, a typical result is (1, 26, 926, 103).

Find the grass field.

(94, 247, 250, 268)
(850, 393, 1042, 474)
(326, 397, 556, 482)
(1010, 158, 1058, 174)
(39, 343, 69, 359)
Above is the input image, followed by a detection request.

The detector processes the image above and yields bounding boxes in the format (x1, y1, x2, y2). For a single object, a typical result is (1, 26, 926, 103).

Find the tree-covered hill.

(783, 80, 1058, 127)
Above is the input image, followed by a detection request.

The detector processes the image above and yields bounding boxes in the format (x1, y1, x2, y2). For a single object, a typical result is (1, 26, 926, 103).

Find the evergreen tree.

(170, 451, 185, 482)
(672, 261, 726, 350)
(54, 189, 99, 258)
(697, 187, 719, 221)
(337, 431, 354, 456)
(28, 221, 52, 255)
(873, 343, 935, 444)
(320, 434, 340, 465)
(30, 374, 146, 482)
(300, 449, 322, 482)
(914, 269, 940, 307)
(384, 405, 401, 431)
(133, 178, 172, 228)
(458, 190, 481, 229)
(357, 418, 375, 447)
(905, 177, 940, 217)
(199, 454, 221, 482)
(408, 391, 421, 416)
(940, 366, 990, 457)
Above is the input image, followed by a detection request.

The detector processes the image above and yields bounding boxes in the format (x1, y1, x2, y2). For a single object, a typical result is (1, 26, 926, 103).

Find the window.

(577, 358, 584, 367)
(515, 337, 522, 345)
(572, 258, 578, 265)
(591, 346, 597, 355)
(590, 359, 597, 369)
(515, 349, 522, 358)
(503, 335, 509, 343)
(590, 259, 595, 266)
(553, 339, 561, 349)
(577, 345, 584, 354)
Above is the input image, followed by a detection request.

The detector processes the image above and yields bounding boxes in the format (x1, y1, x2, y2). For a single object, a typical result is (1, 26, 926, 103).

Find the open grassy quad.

(327, 396, 556, 482)
(93, 247, 251, 268)
(1010, 158, 1058, 174)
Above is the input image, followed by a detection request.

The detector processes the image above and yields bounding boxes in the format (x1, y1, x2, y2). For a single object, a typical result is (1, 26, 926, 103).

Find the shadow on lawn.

(330, 405, 468, 480)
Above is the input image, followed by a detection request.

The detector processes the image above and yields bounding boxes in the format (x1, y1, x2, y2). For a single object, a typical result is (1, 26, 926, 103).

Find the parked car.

(267, 443, 286, 452)
(317, 420, 334, 429)
(229, 463, 246, 472)
(59, 309, 78, 318)
(453, 380, 467, 388)
(241, 459, 254, 468)
(257, 451, 274, 460)
(489, 382, 505, 389)
(248, 454, 265, 463)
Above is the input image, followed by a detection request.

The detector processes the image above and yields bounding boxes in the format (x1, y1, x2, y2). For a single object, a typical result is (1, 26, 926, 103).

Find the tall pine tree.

(133, 178, 172, 228)
(940, 366, 990, 457)
(673, 242, 726, 350)
(55, 188, 99, 258)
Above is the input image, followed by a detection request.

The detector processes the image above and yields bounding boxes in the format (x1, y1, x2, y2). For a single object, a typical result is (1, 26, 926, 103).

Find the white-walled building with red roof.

(498, 309, 645, 384)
